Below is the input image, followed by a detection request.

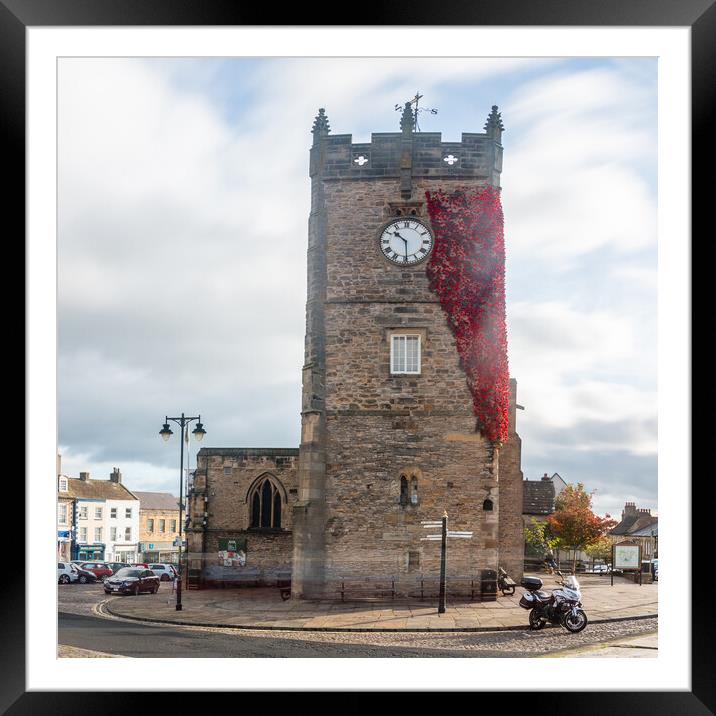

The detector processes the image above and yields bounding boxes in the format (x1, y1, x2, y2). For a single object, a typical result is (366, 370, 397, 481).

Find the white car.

(147, 563, 178, 582)
(57, 561, 79, 584)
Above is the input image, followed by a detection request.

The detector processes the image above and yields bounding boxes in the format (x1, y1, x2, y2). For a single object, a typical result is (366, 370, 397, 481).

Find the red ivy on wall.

(425, 185, 509, 444)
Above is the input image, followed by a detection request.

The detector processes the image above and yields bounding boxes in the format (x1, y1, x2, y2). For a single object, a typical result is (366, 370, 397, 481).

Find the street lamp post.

(159, 413, 206, 611)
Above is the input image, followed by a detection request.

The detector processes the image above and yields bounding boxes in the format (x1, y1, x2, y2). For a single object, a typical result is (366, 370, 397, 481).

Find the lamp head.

(192, 421, 206, 442)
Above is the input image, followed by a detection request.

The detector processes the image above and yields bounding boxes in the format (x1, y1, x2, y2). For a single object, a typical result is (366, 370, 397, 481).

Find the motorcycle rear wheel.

(529, 610, 546, 630)
(562, 609, 588, 633)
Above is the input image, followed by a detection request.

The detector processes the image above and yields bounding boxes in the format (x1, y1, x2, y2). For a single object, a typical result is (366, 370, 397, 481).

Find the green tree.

(584, 535, 612, 569)
(523, 517, 562, 554)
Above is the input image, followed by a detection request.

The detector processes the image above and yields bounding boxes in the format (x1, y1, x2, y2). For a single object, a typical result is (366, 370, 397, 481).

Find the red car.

(79, 561, 114, 582)
(130, 562, 149, 568)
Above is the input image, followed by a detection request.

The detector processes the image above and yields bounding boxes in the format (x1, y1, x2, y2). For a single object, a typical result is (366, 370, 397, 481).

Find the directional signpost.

(421, 511, 473, 614)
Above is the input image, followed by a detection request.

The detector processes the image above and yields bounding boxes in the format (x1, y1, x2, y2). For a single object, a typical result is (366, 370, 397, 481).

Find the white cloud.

(502, 67, 656, 265)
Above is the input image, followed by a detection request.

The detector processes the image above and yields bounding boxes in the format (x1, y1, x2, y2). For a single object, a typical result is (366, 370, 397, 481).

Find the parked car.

(591, 563, 609, 573)
(651, 559, 658, 581)
(57, 562, 79, 584)
(104, 567, 160, 595)
(147, 563, 178, 582)
(130, 562, 149, 569)
(106, 562, 130, 574)
(79, 562, 114, 582)
(73, 565, 99, 584)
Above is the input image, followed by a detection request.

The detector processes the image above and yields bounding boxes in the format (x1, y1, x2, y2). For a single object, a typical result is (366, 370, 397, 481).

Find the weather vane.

(395, 92, 438, 132)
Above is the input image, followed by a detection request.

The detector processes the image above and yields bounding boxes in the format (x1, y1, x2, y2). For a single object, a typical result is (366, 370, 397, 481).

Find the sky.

(57, 56, 658, 520)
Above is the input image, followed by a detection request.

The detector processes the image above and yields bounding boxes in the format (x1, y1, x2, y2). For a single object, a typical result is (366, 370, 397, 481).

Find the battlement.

(309, 106, 504, 185)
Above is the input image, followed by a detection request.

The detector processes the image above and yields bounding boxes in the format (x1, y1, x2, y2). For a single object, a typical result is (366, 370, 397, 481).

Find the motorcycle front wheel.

(529, 610, 546, 630)
(562, 609, 588, 633)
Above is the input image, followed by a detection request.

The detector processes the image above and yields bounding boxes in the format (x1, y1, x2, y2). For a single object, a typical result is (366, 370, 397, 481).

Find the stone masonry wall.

(498, 379, 525, 580)
(189, 449, 298, 583)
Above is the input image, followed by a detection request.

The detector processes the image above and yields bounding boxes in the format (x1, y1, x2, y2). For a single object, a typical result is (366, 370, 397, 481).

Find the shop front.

(76, 543, 105, 561)
(139, 541, 178, 564)
(112, 544, 138, 564)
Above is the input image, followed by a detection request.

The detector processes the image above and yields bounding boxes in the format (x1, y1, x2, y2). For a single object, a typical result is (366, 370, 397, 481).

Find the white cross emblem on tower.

(443, 154, 459, 165)
(354, 155, 368, 166)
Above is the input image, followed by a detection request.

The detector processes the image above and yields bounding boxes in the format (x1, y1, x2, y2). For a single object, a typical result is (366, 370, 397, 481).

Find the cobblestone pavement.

(84, 574, 657, 631)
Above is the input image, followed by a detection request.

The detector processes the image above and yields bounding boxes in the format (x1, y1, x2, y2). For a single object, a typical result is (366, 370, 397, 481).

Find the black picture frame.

(6, 0, 705, 711)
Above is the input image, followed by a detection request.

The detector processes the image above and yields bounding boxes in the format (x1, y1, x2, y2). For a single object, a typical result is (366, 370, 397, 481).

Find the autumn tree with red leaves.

(547, 484, 617, 574)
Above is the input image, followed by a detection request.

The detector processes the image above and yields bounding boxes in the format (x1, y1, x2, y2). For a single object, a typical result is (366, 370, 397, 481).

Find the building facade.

(188, 104, 525, 596)
(134, 491, 182, 563)
(60, 468, 140, 562)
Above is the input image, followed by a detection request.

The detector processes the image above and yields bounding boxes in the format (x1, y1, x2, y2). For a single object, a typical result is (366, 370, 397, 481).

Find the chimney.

(57, 453, 61, 476)
(622, 501, 637, 519)
(109, 467, 122, 484)
(541, 473, 551, 481)
(79, 472, 90, 481)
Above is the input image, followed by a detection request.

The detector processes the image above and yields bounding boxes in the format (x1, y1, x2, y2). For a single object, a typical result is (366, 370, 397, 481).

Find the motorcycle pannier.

(519, 591, 536, 609)
(520, 576, 543, 591)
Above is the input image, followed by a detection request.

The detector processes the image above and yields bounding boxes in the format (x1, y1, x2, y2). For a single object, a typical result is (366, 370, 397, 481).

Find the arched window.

(483, 498, 494, 512)
(249, 477, 283, 529)
(410, 476, 419, 505)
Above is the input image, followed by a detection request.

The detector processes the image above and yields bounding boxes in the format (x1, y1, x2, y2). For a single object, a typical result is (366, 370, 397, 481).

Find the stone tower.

(291, 103, 523, 598)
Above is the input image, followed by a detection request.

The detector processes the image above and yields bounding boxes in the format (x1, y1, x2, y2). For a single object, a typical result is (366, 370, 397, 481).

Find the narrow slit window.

(399, 476, 409, 506)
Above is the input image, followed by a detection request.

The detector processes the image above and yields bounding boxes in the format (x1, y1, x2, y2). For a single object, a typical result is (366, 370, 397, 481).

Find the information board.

(613, 543, 641, 570)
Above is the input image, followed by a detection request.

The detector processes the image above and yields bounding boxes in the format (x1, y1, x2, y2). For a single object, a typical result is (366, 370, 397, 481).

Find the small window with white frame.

(390, 334, 421, 374)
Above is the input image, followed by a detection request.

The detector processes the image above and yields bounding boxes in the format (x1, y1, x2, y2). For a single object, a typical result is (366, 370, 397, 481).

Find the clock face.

(379, 218, 434, 265)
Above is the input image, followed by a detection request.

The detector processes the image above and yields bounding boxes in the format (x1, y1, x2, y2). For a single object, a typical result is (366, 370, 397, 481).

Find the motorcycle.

(518, 570, 588, 633)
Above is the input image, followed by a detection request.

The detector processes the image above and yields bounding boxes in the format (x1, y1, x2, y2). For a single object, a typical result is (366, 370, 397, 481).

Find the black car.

(104, 567, 160, 596)
(72, 564, 99, 584)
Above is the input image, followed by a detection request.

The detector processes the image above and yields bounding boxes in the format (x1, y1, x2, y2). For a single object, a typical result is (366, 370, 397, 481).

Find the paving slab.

(103, 574, 657, 632)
